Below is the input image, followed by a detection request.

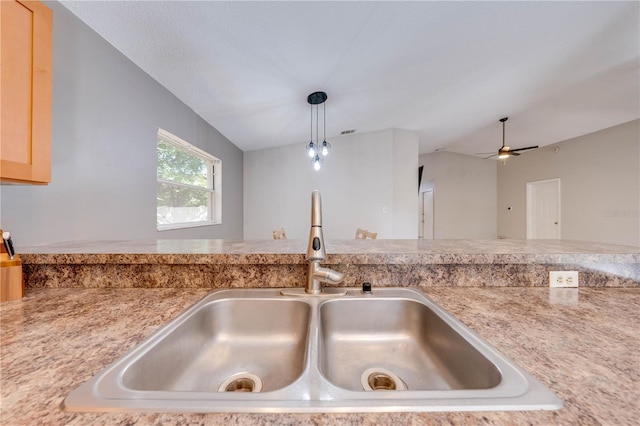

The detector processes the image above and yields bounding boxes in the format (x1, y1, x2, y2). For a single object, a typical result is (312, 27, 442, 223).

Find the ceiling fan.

(481, 117, 538, 159)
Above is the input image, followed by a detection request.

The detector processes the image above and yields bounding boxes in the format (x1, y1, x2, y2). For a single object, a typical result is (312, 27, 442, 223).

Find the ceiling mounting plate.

(307, 91, 328, 105)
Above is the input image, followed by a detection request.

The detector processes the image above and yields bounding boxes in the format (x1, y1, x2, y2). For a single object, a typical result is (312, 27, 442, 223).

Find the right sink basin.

(318, 298, 502, 392)
(314, 288, 563, 412)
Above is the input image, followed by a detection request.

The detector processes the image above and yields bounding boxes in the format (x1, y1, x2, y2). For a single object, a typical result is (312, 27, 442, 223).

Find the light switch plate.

(549, 271, 579, 288)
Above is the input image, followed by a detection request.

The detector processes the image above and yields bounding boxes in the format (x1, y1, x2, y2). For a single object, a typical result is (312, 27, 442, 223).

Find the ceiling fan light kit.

(305, 91, 331, 171)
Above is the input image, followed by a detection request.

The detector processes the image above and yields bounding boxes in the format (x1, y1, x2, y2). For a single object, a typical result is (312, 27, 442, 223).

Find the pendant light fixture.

(305, 91, 330, 171)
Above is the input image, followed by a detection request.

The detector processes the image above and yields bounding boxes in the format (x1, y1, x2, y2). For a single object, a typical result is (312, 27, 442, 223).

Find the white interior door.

(420, 189, 434, 239)
(527, 178, 561, 239)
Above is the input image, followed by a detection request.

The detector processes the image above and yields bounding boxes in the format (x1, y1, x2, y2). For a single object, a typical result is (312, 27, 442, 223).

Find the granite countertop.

(1, 286, 638, 425)
(18, 239, 640, 265)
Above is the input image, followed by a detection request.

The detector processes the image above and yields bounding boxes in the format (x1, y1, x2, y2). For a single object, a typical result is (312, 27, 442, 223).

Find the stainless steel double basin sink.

(63, 287, 562, 413)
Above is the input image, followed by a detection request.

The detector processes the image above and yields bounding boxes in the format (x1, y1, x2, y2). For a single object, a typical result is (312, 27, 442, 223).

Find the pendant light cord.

(310, 102, 313, 145)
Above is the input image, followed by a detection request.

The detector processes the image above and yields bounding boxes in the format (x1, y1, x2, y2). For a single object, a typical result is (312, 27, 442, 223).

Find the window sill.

(157, 221, 220, 232)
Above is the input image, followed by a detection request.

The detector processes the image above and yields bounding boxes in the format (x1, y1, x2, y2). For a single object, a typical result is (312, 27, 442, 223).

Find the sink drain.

(368, 372, 397, 390)
(217, 372, 263, 393)
(361, 367, 407, 391)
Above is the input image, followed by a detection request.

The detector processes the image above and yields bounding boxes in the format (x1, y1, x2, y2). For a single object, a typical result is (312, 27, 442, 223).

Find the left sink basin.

(63, 289, 313, 412)
(122, 297, 310, 393)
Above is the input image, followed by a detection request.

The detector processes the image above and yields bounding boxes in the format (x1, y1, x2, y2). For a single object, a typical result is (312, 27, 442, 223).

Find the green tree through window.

(156, 129, 221, 229)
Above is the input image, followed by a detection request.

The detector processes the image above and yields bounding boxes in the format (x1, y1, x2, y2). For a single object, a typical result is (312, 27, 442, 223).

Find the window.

(157, 128, 221, 230)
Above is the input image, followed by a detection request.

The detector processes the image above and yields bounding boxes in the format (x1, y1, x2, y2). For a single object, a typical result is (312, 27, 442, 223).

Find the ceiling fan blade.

(483, 153, 497, 160)
(509, 145, 539, 152)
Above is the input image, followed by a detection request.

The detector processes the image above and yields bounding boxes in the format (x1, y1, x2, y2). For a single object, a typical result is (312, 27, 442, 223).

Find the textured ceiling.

(59, 1, 639, 156)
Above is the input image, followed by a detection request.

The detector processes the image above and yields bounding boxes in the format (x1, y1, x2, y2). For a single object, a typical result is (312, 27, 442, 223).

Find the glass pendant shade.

(320, 140, 331, 156)
(312, 154, 323, 171)
(306, 141, 316, 158)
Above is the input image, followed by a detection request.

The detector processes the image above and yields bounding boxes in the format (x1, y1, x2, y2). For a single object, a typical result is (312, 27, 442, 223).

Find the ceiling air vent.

(341, 129, 356, 135)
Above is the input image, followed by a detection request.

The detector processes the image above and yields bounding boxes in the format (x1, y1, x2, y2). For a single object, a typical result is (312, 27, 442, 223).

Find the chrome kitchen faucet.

(305, 191, 344, 294)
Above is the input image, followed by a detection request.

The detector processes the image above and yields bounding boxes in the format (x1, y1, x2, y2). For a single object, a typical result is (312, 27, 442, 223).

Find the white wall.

(498, 119, 639, 246)
(243, 129, 418, 239)
(392, 130, 421, 238)
(0, 2, 244, 246)
(419, 151, 497, 239)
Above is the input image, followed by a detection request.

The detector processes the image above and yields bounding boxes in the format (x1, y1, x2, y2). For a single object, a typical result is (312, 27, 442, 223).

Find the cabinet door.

(0, 0, 52, 184)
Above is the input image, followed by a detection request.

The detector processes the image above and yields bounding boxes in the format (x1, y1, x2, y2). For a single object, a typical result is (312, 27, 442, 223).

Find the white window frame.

(157, 128, 222, 231)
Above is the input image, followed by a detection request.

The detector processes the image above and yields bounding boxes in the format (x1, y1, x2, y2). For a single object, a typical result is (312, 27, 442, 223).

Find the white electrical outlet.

(549, 271, 579, 288)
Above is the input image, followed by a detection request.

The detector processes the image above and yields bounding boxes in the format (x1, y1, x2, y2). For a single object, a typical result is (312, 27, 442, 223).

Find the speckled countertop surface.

(1, 287, 638, 425)
(18, 239, 640, 264)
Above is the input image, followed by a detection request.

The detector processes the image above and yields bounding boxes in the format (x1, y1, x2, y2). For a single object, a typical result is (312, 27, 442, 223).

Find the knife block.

(1, 253, 24, 302)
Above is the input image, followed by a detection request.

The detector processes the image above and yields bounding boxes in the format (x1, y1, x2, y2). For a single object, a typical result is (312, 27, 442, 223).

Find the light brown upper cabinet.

(0, 0, 53, 184)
